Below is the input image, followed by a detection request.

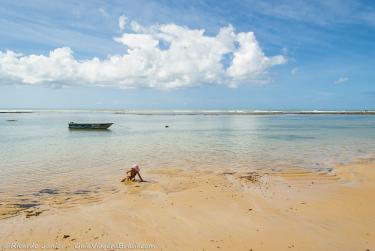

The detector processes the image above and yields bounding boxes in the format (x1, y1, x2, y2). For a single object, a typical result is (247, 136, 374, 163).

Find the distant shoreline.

(1, 110, 375, 115)
(0, 111, 33, 114)
(113, 111, 375, 115)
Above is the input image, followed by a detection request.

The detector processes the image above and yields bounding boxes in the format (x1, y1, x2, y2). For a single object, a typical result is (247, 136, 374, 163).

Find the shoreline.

(1, 158, 374, 250)
(113, 111, 375, 115)
(2, 109, 375, 115)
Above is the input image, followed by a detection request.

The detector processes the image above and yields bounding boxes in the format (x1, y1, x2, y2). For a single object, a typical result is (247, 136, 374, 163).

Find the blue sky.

(0, 0, 374, 110)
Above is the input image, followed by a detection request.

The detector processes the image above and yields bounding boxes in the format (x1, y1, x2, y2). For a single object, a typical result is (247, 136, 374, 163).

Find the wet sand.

(0, 159, 374, 250)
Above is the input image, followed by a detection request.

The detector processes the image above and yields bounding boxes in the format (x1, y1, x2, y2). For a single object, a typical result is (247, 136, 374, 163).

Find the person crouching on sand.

(121, 164, 144, 182)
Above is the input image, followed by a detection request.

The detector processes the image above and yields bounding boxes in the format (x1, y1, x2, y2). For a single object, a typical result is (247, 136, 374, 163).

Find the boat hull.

(68, 123, 113, 130)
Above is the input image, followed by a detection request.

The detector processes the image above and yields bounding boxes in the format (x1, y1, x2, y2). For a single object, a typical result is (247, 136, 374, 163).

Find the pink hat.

(132, 164, 140, 172)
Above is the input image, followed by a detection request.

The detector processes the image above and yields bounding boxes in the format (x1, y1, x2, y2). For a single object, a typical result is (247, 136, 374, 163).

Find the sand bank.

(0, 159, 374, 250)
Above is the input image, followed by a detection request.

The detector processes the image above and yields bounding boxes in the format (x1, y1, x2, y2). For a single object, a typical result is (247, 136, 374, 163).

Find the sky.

(0, 0, 374, 110)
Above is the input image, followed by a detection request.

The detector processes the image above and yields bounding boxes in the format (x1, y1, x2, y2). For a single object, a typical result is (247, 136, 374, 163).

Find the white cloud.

(118, 15, 128, 31)
(114, 34, 158, 50)
(334, 76, 349, 84)
(0, 19, 286, 90)
(291, 67, 298, 75)
(98, 8, 109, 18)
(130, 21, 145, 33)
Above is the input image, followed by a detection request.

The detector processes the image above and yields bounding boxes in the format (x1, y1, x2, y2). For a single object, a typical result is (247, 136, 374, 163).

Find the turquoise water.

(1, 111, 375, 211)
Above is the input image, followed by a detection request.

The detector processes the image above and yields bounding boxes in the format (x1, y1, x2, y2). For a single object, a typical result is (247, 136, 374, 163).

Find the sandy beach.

(0, 158, 374, 251)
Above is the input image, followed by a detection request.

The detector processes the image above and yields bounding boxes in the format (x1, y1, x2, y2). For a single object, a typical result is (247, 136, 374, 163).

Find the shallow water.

(1, 111, 375, 216)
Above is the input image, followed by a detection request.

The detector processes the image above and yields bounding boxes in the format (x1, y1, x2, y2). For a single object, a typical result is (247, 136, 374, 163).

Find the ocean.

(1, 110, 375, 216)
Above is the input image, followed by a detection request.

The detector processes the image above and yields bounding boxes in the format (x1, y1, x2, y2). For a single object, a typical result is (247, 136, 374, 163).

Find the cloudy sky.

(0, 0, 374, 110)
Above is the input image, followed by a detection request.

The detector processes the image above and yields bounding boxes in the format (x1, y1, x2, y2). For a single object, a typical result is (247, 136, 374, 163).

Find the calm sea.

(1, 110, 375, 215)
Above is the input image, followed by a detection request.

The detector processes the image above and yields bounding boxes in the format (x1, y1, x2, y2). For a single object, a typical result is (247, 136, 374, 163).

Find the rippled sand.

(0, 158, 374, 250)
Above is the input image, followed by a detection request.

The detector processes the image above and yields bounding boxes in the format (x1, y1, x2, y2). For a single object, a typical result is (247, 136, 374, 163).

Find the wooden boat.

(68, 122, 113, 130)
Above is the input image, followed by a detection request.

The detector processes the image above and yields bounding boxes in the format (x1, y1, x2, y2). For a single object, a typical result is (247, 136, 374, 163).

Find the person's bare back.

(121, 164, 144, 182)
